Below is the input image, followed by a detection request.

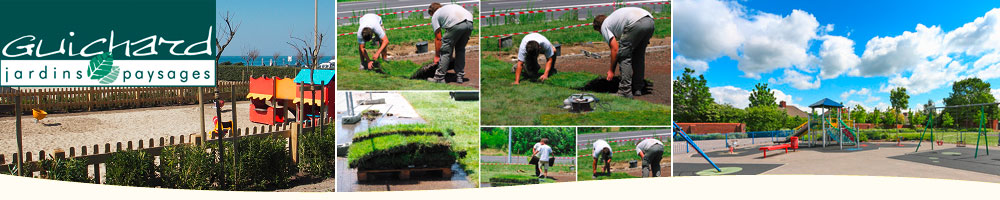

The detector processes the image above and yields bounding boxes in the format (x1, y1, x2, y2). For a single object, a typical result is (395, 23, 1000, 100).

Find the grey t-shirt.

(635, 139, 663, 155)
(517, 33, 555, 62)
(431, 4, 473, 31)
(356, 14, 386, 44)
(599, 7, 653, 43)
(592, 140, 612, 158)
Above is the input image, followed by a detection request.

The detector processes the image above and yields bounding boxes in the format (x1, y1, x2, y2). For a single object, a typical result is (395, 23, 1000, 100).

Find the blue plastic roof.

(293, 69, 335, 85)
(809, 98, 844, 108)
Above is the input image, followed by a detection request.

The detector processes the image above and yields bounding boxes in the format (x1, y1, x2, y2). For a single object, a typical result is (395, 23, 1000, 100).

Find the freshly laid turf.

(480, 164, 573, 186)
(481, 7, 670, 52)
(402, 92, 481, 187)
(481, 57, 670, 125)
(337, 17, 480, 90)
(351, 123, 445, 142)
(347, 134, 456, 170)
(577, 143, 639, 181)
(488, 174, 555, 187)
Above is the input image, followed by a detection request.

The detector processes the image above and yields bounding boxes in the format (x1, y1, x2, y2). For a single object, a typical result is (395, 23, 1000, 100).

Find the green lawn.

(577, 141, 670, 181)
(481, 6, 670, 52)
(480, 164, 573, 185)
(578, 127, 669, 134)
(480, 57, 670, 125)
(854, 130, 1000, 145)
(337, 16, 480, 90)
(402, 92, 480, 187)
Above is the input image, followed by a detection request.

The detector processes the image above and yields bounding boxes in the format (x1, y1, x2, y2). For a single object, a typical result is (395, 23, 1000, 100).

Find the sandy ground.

(672, 142, 1000, 183)
(276, 173, 336, 192)
(0, 101, 286, 157)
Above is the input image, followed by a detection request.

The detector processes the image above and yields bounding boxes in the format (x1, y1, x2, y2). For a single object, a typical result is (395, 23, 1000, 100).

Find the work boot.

(634, 90, 643, 97)
(427, 77, 444, 83)
(456, 76, 465, 84)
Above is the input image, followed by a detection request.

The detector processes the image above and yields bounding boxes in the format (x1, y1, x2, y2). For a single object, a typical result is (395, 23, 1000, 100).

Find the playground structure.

(673, 122, 721, 172)
(781, 98, 861, 150)
(247, 69, 335, 125)
(915, 103, 993, 158)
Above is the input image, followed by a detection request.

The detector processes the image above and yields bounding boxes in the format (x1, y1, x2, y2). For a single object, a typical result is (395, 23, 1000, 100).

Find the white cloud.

(818, 35, 861, 79)
(710, 86, 800, 109)
(674, 0, 823, 79)
(768, 69, 821, 89)
(942, 9, 1000, 55)
(855, 24, 944, 77)
(735, 10, 819, 78)
(881, 56, 964, 94)
(710, 86, 751, 108)
(674, 55, 709, 75)
(865, 96, 881, 103)
(840, 88, 871, 99)
(992, 88, 1000, 100)
(673, 0, 744, 61)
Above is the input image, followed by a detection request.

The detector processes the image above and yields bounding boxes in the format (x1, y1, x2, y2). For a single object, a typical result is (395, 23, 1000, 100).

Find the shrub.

(105, 150, 156, 187)
(38, 156, 90, 183)
(222, 136, 296, 191)
(507, 127, 576, 156)
(480, 127, 508, 150)
(298, 127, 337, 178)
(159, 144, 217, 190)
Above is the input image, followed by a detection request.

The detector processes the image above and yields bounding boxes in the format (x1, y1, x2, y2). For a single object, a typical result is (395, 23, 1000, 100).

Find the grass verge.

(402, 92, 481, 187)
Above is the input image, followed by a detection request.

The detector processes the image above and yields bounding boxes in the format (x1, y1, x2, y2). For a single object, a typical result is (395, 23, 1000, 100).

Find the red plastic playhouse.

(247, 69, 335, 125)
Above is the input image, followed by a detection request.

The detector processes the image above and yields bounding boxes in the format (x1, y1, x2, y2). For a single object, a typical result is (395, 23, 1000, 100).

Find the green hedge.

(222, 136, 296, 191)
(504, 127, 576, 156)
(160, 144, 217, 190)
(298, 127, 337, 178)
(38, 157, 90, 183)
(217, 65, 300, 81)
(105, 150, 156, 187)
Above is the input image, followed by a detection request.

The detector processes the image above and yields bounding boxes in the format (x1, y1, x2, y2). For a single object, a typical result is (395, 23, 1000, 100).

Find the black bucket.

(416, 41, 429, 53)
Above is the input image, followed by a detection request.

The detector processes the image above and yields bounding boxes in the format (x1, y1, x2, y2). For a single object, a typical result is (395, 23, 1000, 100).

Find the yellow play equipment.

(31, 108, 47, 123)
(211, 116, 233, 139)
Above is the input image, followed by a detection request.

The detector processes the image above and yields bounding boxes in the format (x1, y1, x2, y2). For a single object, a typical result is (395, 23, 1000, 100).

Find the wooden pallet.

(357, 167, 452, 181)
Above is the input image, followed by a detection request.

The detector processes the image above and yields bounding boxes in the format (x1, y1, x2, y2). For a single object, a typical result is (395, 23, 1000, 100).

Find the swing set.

(914, 102, 994, 159)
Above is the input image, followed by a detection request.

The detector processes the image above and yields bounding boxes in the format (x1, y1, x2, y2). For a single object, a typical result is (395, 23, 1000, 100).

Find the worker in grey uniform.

(593, 7, 655, 98)
(428, 2, 474, 83)
(357, 14, 388, 71)
(635, 138, 663, 177)
(512, 33, 558, 85)
(592, 139, 612, 176)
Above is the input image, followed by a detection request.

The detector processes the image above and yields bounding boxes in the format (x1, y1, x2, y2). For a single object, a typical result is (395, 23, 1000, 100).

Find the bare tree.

(242, 47, 260, 66)
(272, 52, 281, 66)
(287, 34, 324, 68)
(216, 11, 241, 66)
(202, 11, 241, 144)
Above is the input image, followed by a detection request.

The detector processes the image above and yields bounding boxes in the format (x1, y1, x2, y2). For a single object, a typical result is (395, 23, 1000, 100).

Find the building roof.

(809, 98, 844, 108)
(781, 104, 809, 118)
(293, 69, 335, 85)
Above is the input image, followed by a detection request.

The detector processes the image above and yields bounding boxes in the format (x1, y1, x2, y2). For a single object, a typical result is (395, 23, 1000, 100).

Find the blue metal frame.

(674, 122, 721, 172)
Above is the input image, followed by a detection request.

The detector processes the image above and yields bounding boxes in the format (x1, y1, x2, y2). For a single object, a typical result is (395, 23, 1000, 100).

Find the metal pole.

(199, 87, 206, 146)
(507, 128, 512, 163)
(14, 88, 23, 176)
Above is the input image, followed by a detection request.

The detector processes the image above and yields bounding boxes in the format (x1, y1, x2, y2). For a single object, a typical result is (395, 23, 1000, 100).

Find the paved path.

(672, 142, 1000, 183)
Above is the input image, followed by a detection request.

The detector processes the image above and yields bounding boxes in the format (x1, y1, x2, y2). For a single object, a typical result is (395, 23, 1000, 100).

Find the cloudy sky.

(673, 0, 1000, 111)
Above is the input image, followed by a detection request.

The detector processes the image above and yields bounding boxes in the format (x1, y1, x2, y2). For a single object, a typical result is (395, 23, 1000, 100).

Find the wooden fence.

(0, 118, 334, 184)
(0, 81, 249, 116)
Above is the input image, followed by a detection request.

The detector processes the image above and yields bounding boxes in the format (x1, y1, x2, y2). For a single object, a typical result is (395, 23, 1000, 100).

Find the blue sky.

(217, 0, 334, 56)
(673, 0, 1000, 112)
